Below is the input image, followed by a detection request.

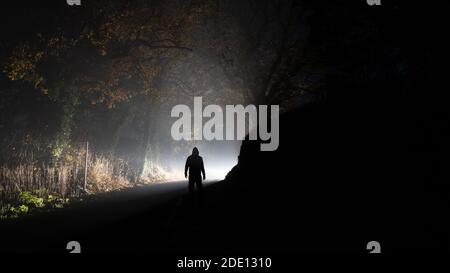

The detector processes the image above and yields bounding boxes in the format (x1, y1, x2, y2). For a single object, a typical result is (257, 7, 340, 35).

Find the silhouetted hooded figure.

(185, 147, 206, 193)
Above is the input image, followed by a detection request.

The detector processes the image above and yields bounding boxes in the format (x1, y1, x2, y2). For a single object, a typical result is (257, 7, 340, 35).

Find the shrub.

(10, 204, 29, 215)
(86, 155, 131, 193)
(0, 148, 173, 218)
(19, 191, 44, 208)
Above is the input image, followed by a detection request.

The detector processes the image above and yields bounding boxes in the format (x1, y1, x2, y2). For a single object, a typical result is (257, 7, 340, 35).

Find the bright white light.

(204, 159, 237, 180)
(154, 158, 237, 183)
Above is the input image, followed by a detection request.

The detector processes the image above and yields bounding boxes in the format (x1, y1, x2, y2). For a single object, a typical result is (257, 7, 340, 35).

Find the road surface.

(0, 180, 221, 252)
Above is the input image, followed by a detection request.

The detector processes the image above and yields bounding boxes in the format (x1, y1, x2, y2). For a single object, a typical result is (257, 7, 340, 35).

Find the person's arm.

(184, 157, 189, 178)
(201, 158, 205, 180)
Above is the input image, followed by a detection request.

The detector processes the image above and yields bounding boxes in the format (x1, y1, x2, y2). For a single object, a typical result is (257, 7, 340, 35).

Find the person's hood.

(192, 147, 199, 156)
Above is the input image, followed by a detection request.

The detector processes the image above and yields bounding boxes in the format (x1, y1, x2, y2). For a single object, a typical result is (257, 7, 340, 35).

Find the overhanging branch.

(134, 39, 193, 52)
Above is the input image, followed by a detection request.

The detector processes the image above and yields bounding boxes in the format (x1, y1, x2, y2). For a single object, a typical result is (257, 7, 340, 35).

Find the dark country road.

(0, 180, 222, 253)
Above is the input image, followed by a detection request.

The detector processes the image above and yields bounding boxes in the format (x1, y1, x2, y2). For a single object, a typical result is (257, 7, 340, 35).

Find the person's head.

(192, 147, 199, 156)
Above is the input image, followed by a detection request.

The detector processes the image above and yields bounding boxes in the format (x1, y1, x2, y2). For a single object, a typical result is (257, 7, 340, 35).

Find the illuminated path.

(0, 180, 221, 252)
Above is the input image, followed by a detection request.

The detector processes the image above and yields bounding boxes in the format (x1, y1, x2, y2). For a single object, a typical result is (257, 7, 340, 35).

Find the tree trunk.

(108, 106, 134, 155)
(136, 97, 162, 179)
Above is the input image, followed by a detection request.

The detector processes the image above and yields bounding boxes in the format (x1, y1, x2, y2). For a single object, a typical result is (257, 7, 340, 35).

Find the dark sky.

(0, 1, 101, 57)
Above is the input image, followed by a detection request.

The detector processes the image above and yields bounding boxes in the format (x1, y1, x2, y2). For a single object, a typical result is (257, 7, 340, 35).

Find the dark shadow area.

(0, 0, 449, 256)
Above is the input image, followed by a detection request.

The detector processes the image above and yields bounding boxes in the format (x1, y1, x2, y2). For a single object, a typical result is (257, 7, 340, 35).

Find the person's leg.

(196, 179, 203, 193)
(195, 179, 203, 206)
(188, 179, 195, 194)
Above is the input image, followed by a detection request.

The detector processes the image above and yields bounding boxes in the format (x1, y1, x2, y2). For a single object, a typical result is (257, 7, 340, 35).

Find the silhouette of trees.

(208, 0, 323, 105)
(2, 0, 315, 173)
(3, 0, 212, 164)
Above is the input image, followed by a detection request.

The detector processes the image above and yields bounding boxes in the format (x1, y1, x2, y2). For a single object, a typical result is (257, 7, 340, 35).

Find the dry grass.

(87, 155, 131, 193)
(0, 164, 80, 200)
(0, 163, 81, 217)
(0, 150, 173, 217)
(140, 160, 183, 183)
